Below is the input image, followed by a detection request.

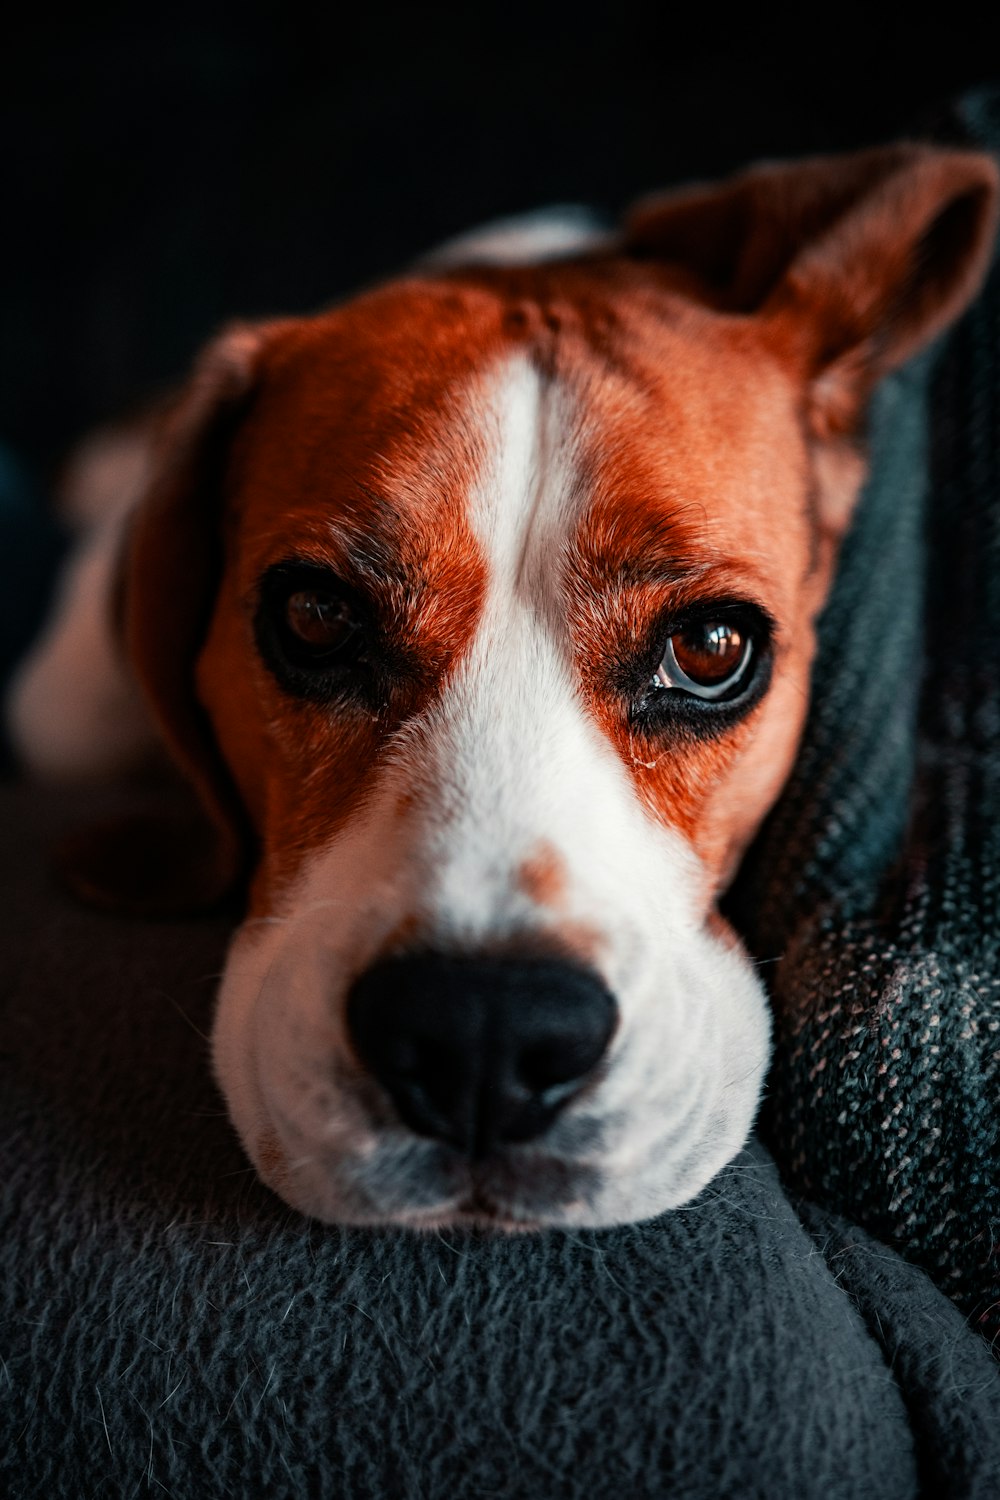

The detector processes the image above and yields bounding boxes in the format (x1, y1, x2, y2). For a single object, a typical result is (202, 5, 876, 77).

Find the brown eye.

(255, 563, 373, 693)
(654, 620, 754, 700)
(673, 621, 746, 683)
(285, 590, 360, 654)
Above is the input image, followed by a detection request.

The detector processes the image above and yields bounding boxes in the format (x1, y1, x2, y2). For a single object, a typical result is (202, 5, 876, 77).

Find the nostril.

(521, 1042, 570, 1089)
(346, 951, 618, 1156)
(386, 1037, 465, 1113)
(509, 1027, 613, 1129)
(387, 1037, 439, 1080)
(520, 1032, 608, 1090)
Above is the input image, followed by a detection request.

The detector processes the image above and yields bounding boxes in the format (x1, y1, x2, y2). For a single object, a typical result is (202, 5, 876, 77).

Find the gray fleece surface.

(2, 781, 1000, 1499)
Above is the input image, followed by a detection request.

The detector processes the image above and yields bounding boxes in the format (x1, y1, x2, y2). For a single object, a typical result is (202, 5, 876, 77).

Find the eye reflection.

(285, 590, 361, 654)
(653, 621, 754, 701)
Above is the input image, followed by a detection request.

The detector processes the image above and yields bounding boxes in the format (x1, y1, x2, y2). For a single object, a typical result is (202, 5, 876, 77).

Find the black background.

(4, 2, 999, 472)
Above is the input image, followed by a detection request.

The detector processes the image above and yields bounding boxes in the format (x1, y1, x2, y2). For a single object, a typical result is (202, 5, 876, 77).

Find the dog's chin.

(235, 1094, 763, 1232)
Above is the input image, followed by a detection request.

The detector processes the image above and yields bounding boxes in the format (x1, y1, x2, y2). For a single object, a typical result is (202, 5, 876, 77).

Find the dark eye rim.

(629, 598, 775, 736)
(253, 560, 379, 702)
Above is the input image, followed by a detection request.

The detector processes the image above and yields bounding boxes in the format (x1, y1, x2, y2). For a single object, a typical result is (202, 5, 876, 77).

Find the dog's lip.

(454, 1187, 541, 1228)
(258, 1072, 594, 1227)
(410, 1190, 546, 1232)
(265, 1113, 573, 1228)
(386, 1154, 577, 1229)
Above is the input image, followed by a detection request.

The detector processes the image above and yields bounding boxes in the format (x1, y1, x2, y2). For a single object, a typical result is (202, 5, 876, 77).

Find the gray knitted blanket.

(730, 86, 1000, 1350)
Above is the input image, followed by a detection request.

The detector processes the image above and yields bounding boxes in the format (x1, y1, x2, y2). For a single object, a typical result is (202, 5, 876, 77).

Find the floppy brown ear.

(626, 144, 999, 442)
(58, 324, 281, 917)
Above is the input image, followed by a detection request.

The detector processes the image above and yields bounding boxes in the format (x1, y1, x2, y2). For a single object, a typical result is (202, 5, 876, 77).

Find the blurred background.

(5, 0, 1000, 473)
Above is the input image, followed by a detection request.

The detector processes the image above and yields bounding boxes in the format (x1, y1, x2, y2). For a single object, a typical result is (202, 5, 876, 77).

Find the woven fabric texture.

(730, 87, 1000, 1348)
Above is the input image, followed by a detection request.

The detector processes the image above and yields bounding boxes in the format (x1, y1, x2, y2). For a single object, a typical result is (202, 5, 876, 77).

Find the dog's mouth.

(389, 1172, 564, 1232)
(451, 1188, 545, 1231)
(360, 1144, 598, 1231)
(262, 1096, 598, 1229)
(457, 1191, 503, 1220)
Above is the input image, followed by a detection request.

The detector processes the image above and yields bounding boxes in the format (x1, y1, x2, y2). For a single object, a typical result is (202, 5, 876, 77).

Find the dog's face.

(122, 145, 997, 1228)
(200, 279, 812, 1227)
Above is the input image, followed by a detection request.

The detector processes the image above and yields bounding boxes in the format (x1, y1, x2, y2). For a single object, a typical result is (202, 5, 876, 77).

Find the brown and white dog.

(8, 144, 998, 1230)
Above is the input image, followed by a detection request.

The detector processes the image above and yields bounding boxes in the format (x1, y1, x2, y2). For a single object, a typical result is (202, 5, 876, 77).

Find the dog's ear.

(626, 144, 999, 447)
(58, 324, 283, 917)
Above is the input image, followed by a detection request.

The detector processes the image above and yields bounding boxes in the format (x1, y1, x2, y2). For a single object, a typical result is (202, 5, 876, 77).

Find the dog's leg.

(5, 427, 156, 778)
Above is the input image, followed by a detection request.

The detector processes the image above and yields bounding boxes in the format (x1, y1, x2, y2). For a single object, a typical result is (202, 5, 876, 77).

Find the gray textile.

(2, 785, 1000, 1499)
(730, 86, 1000, 1347)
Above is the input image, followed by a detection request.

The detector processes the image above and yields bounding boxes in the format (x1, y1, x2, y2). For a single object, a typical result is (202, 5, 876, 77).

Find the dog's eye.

(653, 620, 754, 701)
(254, 563, 373, 697)
(285, 589, 362, 657)
(629, 601, 772, 736)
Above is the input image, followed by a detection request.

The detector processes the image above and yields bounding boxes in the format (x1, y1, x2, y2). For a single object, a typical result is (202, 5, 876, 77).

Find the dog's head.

(112, 145, 997, 1227)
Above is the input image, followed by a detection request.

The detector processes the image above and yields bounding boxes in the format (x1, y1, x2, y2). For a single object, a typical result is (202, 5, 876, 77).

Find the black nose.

(346, 952, 617, 1157)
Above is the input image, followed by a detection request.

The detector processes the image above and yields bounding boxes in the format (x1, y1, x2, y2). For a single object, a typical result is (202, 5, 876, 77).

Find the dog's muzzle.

(346, 953, 618, 1157)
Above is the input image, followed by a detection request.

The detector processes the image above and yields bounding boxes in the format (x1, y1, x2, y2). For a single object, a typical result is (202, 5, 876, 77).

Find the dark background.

(4, 2, 1000, 474)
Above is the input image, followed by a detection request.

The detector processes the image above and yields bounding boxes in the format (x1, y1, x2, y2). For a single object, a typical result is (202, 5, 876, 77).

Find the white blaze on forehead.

(403, 356, 694, 967)
(413, 357, 591, 935)
(466, 354, 582, 599)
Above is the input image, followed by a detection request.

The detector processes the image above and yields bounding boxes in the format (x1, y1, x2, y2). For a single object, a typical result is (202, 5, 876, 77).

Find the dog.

(7, 143, 998, 1230)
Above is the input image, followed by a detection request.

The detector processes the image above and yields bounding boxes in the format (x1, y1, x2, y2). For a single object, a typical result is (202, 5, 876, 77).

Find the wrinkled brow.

(245, 479, 490, 681)
(325, 485, 427, 591)
(570, 538, 712, 594)
(248, 485, 444, 606)
(566, 501, 777, 599)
